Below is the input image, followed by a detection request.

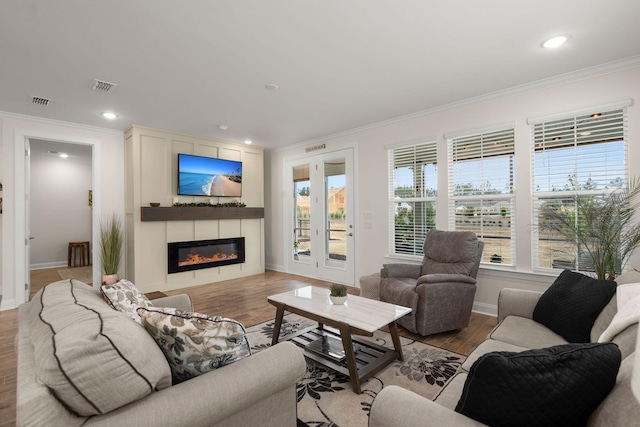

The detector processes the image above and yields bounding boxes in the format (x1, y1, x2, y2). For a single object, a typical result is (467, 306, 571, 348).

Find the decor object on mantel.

(149, 202, 160, 207)
(99, 214, 123, 285)
(538, 177, 640, 280)
(329, 283, 348, 305)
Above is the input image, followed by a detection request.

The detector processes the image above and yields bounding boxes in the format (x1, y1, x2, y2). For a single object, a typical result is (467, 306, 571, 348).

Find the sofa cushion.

(533, 270, 616, 342)
(137, 307, 251, 384)
(101, 279, 153, 325)
(460, 338, 529, 372)
(599, 292, 640, 343)
(29, 280, 172, 416)
(615, 269, 640, 285)
(591, 295, 619, 342)
(588, 352, 640, 427)
(433, 372, 468, 411)
(489, 315, 568, 349)
(455, 343, 621, 427)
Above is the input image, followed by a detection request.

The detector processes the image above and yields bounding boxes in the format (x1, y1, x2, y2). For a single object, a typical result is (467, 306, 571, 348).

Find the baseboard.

(30, 261, 68, 270)
(473, 301, 497, 317)
(0, 298, 17, 311)
(266, 263, 285, 272)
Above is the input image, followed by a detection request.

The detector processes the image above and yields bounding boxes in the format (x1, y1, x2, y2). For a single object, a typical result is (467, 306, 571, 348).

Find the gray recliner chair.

(379, 229, 484, 336)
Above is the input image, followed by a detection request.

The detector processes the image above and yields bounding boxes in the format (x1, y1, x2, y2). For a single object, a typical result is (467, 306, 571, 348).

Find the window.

(388, 141, 437, 256)
(448, 127, 515, 265)
(293, 164, 311, 259)
(531, 107, 627, 271)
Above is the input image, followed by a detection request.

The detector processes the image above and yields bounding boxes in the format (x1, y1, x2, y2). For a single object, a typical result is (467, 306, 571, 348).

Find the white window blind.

(531, 107, 628, 271)
(448, 127, 516, 265)
(388, 141, 437, 256)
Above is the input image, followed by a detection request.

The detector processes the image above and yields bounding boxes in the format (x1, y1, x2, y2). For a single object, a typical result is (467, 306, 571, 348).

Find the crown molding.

(288, 55, 640, 150)
(0, 111, 124, 136)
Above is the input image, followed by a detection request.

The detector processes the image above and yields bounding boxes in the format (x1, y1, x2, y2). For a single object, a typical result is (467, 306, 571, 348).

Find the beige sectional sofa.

(17, 280, 306, 427)
(370, 274, 640, 427)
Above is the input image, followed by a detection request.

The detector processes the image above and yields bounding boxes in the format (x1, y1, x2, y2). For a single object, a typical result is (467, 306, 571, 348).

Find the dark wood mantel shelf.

(141, 206, 264, 221)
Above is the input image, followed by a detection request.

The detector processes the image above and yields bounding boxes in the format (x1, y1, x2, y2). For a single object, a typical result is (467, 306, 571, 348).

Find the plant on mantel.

(538, 178, 640, 280)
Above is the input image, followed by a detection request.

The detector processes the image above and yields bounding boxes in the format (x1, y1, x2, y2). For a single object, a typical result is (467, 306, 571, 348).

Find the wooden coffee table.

(267, 286, 411, 394)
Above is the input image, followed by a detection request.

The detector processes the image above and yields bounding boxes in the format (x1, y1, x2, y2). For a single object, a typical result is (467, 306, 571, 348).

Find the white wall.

(0, 113, 125, 310)
(29, 142, 93, 267)
(266, 65, 640, 315)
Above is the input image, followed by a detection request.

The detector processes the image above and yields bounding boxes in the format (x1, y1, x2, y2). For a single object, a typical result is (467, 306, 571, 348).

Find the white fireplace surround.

(125, 125, 264, 294)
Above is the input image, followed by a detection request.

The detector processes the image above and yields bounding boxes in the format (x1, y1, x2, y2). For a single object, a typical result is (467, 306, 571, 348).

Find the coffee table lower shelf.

(281, 324, 401, 393)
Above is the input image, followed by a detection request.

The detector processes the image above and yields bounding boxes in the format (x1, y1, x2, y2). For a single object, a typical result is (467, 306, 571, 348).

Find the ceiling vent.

(31, 96, 52, 106)
(92, 79, 117, 93)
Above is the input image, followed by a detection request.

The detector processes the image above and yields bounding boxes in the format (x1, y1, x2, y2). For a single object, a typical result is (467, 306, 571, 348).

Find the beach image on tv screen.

(179, 155, 242, 197)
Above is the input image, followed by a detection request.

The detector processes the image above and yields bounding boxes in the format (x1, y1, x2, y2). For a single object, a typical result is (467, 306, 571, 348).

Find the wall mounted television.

(178, 153, 242, 197)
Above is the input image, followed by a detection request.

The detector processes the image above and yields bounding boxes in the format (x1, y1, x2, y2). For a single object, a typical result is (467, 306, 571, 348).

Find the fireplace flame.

(179, 252, 238, 266)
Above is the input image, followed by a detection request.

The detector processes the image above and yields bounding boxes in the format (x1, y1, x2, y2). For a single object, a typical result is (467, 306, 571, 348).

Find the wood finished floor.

(0, 268, 497, 427)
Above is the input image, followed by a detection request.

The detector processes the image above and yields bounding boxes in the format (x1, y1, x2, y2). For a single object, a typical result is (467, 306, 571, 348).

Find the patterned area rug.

(57, 266, 93, 284)
(246, 314, 465, 427)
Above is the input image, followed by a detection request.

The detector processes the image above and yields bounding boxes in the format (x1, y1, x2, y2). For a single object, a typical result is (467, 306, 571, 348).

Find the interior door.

(286, 148, 355, 285)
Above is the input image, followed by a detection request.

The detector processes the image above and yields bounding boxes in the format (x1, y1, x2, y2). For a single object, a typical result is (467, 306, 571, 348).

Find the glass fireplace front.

(167, 237, 245, 274)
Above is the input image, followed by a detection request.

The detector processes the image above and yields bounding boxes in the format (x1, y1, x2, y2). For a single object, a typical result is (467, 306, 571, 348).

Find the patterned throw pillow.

(101, 279, 153, 324)
(137, 306, 251, 384)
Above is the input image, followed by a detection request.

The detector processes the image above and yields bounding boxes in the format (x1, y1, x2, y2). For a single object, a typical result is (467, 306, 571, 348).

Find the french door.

(285, 148, 355, 285)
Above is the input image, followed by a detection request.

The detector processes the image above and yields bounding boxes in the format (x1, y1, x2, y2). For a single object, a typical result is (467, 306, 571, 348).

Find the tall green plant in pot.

(99, 215, 123, 285)
(539, 178, 640, 280)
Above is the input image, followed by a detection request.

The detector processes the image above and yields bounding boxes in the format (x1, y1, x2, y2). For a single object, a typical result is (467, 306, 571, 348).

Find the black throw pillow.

(532, 270, 616, 342)
(455, 343, 621, 427)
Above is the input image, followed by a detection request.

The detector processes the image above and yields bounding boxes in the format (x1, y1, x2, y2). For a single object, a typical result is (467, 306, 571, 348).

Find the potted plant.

(538, 178, 640, 280)
(293, 241, 299, 260)
(99, 214, 123, 285)
(329, 283, 348, 305)
(490, 253, 503, 263)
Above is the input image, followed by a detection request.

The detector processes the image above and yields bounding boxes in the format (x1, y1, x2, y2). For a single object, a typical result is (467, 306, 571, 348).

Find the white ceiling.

(2, 1, 640, 150)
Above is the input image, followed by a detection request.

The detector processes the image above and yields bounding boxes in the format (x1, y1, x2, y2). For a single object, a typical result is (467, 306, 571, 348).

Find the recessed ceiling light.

(264, 83, 279, 91)
(59, 153, 69, 158)
(542, 35, 569, 49)
(244, 140, 253, 145)
(101, 112, 118, 119)
(218, 125, 229, 131)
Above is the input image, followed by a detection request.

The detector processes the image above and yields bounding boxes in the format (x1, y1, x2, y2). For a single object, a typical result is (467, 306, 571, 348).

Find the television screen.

(178, 153, 242, 197)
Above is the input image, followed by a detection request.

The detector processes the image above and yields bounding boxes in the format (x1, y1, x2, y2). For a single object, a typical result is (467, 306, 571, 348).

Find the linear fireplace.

(168, 237, 245, 274)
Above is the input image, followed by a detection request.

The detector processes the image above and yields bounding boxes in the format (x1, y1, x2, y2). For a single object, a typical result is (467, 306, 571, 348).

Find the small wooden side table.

(68, 241, 90, 267)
